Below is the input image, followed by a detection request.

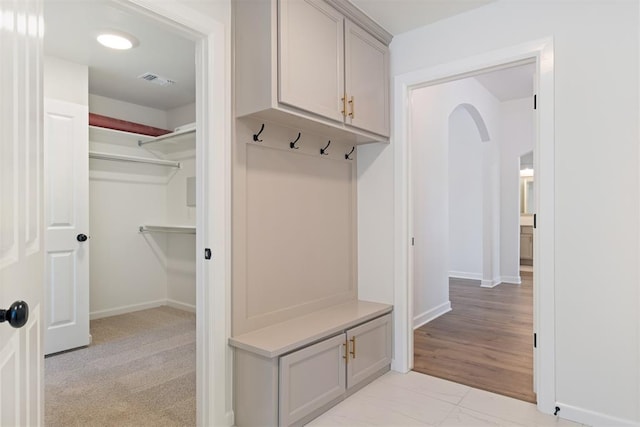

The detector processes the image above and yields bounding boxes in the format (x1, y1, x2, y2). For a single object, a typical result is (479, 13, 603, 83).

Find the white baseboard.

(90, 298, 194, 320)
(499, 276, 522, 285)
(449, 271, 482, 280)
(413, 301, 451, 329)
(166, 298, 196, 313)
(480, 278, 502, 288)
(556, 403, 639, 427)
(90, 300, 165, 320)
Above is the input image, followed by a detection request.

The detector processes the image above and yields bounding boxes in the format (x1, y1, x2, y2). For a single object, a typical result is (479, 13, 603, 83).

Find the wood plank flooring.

(413, 273, 536, 403)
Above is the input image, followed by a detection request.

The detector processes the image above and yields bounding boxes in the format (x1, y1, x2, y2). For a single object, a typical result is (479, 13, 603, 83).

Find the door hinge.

(534, 333, 537, 348)
(534, 94, 537, 110)
(204, 248, 212, 260)
(533, 213, 537, 229)
(411, 237, 415, 246)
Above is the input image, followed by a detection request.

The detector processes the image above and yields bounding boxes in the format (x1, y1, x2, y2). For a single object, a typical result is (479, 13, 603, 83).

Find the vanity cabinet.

(520, 225, 533, 264)
(231, 301, 392, 426)
(235, 0, 392, 143)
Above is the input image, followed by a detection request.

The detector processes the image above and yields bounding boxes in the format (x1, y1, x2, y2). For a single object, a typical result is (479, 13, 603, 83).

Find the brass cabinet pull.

(341, 96, 347, 117)
(343, 342, 349, 363)
(349, 336, 356, 358)
(348, 96, 355, 119)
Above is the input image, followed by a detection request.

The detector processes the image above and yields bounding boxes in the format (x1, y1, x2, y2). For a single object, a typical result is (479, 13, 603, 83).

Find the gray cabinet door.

(346, 313, 392, 389)
(278, 0, 345, 122)
(279, 333, 346, 426)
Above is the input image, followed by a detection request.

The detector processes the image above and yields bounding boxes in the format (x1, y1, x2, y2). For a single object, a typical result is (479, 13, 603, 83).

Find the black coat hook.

(345, 146, 355, 160)
(320, 140, 331, 155)
(253, 123, 265, 142)
(289, 132, 302, 149)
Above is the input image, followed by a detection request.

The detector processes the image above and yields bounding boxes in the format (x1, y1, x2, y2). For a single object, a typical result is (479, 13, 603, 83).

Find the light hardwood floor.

(413, 273, 535, 403)
(45, 306, 195, 426)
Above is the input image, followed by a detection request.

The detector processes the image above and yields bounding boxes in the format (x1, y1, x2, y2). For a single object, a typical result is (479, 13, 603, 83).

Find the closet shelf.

(139, 225, 196, 234)
(89, 125, 149, 147)
(138, 127, 196, 154)
(89, 151, 181, 168)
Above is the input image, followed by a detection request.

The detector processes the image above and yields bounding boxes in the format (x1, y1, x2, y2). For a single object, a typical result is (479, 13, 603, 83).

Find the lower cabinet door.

(279, 334, 347, 426)
(346, 314, 392, 389)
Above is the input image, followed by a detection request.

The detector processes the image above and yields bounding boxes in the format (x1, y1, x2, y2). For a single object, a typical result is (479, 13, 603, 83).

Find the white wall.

(167, 102, 196, 130)
(358, 0, 639, 424)
(449, 105, 483, 279)
(500, 97, 534, 281)
(88, 176, 168, 317)
(166, 156, 196, 310)
(44, 56, 88, 105)
(89, 94, 169, 129)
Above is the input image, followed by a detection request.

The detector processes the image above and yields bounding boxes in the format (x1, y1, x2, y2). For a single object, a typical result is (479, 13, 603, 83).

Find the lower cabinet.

(234, 312, 392, 426)
(520, 225, 533, 263)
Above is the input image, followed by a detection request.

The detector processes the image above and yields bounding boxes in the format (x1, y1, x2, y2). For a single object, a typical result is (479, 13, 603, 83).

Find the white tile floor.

(308, 371, 584, 427)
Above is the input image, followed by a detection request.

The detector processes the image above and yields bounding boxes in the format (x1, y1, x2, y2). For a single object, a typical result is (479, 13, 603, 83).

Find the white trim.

(90, 300, 165, 320)
(556, 403, 640, 427)
(111, 2, 232, 425)
(500, 276, 522, 285)
(166, 299, 196, 313)
(413, 301, 451, 329)
(480, 279, 500, 288)
(393, 38, 555, 413)
(449, 271, 482, 281)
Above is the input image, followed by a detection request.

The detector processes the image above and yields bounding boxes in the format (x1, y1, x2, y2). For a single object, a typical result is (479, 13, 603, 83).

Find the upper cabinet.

(235, 0, 392, 144)
(344, 20, 389, 137)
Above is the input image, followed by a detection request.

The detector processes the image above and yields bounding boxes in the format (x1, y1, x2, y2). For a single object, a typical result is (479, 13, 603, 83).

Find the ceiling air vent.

(137, 72, 176, 87)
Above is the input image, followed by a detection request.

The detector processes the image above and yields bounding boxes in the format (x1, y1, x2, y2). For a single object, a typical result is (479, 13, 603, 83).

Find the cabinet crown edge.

(325, 0, 393, 45)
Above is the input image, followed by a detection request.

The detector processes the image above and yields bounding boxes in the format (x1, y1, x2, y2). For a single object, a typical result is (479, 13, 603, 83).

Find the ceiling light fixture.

(97, 31, 138, 50)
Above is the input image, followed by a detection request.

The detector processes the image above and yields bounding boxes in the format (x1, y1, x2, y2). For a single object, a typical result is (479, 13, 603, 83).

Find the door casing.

(391, 38, 556, 414)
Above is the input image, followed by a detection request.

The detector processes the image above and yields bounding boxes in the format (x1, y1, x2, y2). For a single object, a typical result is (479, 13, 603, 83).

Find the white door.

(43, 99, 90, 355)
(0, 0, 45, 425)
(279, 0, 344, 122)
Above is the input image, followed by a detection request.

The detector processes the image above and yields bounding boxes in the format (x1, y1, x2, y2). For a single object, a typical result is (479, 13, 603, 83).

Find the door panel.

(0, 1, 44, 425)
(279, 0, 344, 122)
(279, 334, 346, 426)
(44, 99, 90, 355)
(346, 314, 392, 389)
(344, 21, 389, 137)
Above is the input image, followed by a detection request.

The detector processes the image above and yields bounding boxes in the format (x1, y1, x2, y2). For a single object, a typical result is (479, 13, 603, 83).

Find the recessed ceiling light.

(97, 31, 138, 50)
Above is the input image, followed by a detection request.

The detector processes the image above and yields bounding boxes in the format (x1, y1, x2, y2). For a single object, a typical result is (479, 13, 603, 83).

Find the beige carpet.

(45, 306, 196, 427)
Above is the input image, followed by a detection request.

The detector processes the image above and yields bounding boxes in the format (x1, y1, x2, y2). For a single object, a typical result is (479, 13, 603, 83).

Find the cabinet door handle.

(343, 342, 349, 364)
(349, 336, 356, 358)
(348, 96, 355, 119)
(349, 96, 356, 119)
(341, 96, 347, 118)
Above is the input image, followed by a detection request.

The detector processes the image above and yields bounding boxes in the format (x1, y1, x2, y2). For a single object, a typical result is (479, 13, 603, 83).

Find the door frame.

(391, 38, 555, 413)
(109, 1, 232, 425)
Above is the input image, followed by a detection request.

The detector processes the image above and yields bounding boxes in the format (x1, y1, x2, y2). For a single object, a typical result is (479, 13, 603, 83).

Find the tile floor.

(308, 371, 584, 426)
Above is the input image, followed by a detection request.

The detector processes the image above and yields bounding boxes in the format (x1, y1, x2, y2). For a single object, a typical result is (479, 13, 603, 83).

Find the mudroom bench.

(229, 300, 393, 426)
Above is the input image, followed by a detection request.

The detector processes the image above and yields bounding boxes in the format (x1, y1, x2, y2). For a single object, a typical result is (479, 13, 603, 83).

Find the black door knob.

(0, 301, 29, 328)
(77, 234, 88, 242)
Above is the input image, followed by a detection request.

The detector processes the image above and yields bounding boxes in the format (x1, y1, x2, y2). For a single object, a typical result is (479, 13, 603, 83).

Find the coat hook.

(320, 140, 331, 155)
(345, 146, 355, 160)
(253, 123, 265, 142)
(289, 132, 302, 149)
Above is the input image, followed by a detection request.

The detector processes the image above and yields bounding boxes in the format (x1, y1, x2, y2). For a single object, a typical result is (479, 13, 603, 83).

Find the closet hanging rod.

(139, 225, 196, 234)
(89, 151, 181, 168)
(138, 127, 196, 147)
